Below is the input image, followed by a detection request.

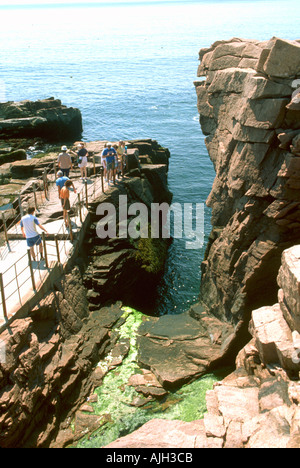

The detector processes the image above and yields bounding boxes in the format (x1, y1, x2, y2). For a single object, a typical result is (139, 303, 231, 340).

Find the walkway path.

(0, 168, 111, 329)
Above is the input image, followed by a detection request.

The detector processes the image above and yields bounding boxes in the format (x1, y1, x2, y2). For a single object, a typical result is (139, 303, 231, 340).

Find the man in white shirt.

(20, 207, 49, 261)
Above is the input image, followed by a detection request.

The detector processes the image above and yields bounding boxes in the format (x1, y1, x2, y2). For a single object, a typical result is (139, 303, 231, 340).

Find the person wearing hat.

(55, 170, 76, 199)
(57, 146, 73, 177)
(72, 143, 89, 181)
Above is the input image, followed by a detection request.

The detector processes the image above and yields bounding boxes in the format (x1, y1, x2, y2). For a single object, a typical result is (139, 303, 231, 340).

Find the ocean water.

(0, 0, 299, 315)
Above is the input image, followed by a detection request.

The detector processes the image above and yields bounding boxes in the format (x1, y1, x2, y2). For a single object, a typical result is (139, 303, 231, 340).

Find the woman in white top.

(77, 143, 88, 180)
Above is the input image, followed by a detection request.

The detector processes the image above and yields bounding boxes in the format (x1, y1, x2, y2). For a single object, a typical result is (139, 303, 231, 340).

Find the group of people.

(101, 141, 127, 184)
(57, 140, 127, 184)
(21, 140, 128, 262)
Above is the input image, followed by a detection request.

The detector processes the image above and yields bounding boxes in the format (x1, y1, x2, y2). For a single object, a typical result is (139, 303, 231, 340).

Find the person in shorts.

(69, 143, 89, 180)
(20, 207, 49, 261)
(102, 142, 117, 184)
(55, 171, 76, 199)
(60, 179, 73, 227)
(57, 146, 73, 177)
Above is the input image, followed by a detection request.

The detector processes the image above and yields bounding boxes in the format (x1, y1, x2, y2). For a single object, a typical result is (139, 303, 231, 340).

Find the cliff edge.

(194, 37, 300, 342)
(105, 37, 300, 449)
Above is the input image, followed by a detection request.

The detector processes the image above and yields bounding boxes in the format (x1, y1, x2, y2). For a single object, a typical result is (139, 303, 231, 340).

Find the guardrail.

(0, 161, 106, 323)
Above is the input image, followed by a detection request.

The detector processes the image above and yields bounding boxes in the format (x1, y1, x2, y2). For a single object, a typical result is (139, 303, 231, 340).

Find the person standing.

(55, 170, 76, 199)
(101, 143, 108, 181)
(60, 179, 73, 228)
(20, 207, 48, 261)
(102, 142, 117, 184)
(69, 143, 89, 181)
(57, 146, 73, 177)
(117, 140, 125, 177)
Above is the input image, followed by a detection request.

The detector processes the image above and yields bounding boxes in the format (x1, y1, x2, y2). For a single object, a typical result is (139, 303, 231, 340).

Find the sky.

(0, 0, 179, 5)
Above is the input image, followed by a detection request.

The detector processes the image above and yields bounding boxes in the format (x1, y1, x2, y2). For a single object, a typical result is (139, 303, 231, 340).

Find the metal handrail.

(0, 165, 105, 323)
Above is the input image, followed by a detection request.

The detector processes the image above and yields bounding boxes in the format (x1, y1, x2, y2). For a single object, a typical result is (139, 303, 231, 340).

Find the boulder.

(137, 309, 235, 389)
(0, 98, 82, 141)
(261, 38, 300, 78)
(0, 149, 26, 166)
(105, 419, 209, 448)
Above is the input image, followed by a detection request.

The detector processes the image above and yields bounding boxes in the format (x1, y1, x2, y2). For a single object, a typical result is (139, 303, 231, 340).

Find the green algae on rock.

(71, 307, 218, 448)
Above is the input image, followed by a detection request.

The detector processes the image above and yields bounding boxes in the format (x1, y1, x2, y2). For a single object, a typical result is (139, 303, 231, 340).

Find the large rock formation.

(106, 245, 300, 449)
(0, 98, 82, 141)
(105, 37, 300, 449)
(0, 138, 172, 448)
(194, 37, 300, 346)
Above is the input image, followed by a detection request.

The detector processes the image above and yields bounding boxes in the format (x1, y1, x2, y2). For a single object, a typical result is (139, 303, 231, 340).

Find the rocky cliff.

(106, 244, 300, 448)
(104, 37, 300, 449)
(0, 98, 82, 141)
(195, 37, 300, 345)
(0, 139, 172, 448)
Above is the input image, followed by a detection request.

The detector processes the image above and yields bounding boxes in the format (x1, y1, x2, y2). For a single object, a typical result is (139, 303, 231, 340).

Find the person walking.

(20, 207, 49, 261)
(55, 170, 76, 199)
(60, 179, 73, 228)
(57, 146, 73, 177)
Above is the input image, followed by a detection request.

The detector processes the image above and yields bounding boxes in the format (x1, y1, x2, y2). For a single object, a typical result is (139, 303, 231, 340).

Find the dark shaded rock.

(0, 98, 82, 142)
(0, 149, 26, 166)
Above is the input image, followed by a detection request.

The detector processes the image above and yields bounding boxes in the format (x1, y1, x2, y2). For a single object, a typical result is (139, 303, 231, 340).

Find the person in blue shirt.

(55, 171, 77, 199)
(20, 207, 49, 261)
(102, 143, 117, 184)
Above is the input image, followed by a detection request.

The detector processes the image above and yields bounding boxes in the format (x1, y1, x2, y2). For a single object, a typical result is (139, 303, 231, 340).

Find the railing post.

(112, 161, 116, 185)
(42, 232, 49, 268)
(122, 155, 125, 178)
(53, 162, 57, 179)
(85, 180, 88, 210)
(18, 195, 23, 218)
(101, 167, 104, 193)
(78, 194, 82, 223)
(2, 213, 9, 245)
(27, 249, 36, 291)
(55, 235, 60, 264)
(67, 212, 73, 242)
(93, 155, 96, 175)
(43, 170, 48, 200)
(33, 185, 38, 210)
(0, 273, 8, 321)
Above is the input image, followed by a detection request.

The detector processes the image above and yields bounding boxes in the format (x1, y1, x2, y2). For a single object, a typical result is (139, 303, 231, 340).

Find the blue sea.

(0, 0, 299, 315)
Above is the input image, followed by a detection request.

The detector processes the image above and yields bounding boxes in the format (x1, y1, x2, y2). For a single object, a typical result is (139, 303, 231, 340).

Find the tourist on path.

(57, 146, 73, 177)
(117, 140, 125, 177)
(102, 142, 117, 184)
(69, 143, 89, 181)
(55, 171, 76, 199)
(101, 143, 108, 181)
(60, 180, 73, 228)
(20, 207, 49, 261)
